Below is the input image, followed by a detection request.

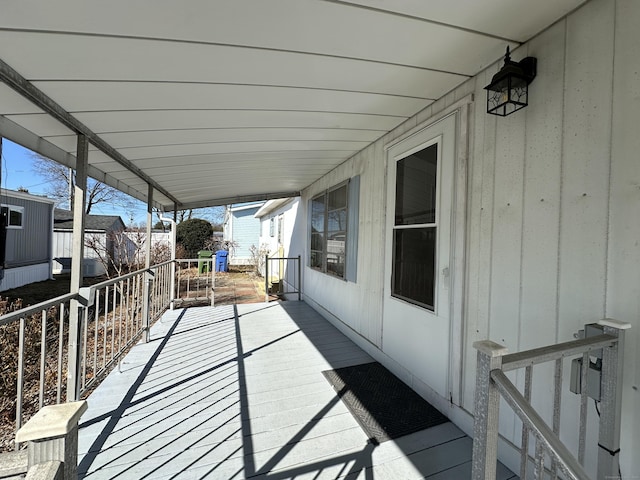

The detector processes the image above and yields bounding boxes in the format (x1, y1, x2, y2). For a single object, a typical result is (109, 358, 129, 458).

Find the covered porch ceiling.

(0, 0, 586, 211)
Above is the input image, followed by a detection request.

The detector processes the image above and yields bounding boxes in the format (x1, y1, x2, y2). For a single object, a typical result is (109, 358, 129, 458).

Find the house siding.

(301, 0, 639, 476)
(3, 195, 52, 267)
(227, 205, 262, 264)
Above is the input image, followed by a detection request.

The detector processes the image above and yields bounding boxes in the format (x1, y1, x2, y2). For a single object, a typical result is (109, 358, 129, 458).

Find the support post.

(597, 318, 631, 479)
(67, 134, 88, 402)
(471, 340, 508, 480)
(142, 185, 153, 342)
(15, 401, 87, 480)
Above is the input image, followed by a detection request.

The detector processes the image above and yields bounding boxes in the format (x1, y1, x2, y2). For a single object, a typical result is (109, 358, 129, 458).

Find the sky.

(0, 139, 149, 224)
(0, 138, 225, 226)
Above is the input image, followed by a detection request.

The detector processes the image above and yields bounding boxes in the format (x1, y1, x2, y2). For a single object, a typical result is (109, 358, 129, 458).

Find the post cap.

(598, 318, 631, 330)
(16, 401, 87, 443)
(473, 340, 509, 357)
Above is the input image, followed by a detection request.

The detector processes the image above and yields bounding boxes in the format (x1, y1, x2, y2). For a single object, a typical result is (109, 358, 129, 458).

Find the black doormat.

(322, 362, 448, 444)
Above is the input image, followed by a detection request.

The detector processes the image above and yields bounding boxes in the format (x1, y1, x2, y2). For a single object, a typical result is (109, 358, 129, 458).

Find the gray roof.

(54, 209, 126, 232)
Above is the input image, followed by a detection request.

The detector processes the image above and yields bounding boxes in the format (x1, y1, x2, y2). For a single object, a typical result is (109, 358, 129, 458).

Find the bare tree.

(31, 154, 129, 214)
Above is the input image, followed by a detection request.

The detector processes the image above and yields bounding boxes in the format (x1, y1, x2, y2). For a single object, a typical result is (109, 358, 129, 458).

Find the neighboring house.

(0, 189, 55, 291)
(223, 202, 265, 265)
(255, 198, 302, 259)
(255, 198, 303, 293)
(53, 209, 128, 276)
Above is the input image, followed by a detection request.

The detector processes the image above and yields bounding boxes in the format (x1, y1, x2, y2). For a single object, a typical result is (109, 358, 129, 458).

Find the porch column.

(67, 134, 88, 401)
(142, 184, 153, 342)
(145, 184, 153, 268)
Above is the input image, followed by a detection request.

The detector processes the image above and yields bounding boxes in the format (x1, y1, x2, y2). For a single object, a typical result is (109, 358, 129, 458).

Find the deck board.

(78, 301, 516, 479)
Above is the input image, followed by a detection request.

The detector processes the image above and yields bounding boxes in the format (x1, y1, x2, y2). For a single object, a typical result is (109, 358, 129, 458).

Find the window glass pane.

(328, 185, 347, 210)
(395, 143, 438, 226)
(326, 250, 345, 278)
(311, 196, 325, 232)
(310, 251, 323, 269)
(391, 227, 436, 310)
(9, 210, 22, 226)
(327, 208, 347, 232)
(311, 232, 324, 252)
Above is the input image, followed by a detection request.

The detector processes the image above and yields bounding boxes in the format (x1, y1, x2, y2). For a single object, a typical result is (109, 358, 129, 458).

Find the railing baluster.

(551, 358, 563, 479)
(81, 306, 88, 391)
(578, 351, 589, 465)
(534, 438, 545, 479)
(57, 303, 64, 404)
(39, 310, 46, 409)
(111, 285, 117, 360)
(520, 365, 533, 480)
(93, 292, 99, 383)
(16, 316, 26, 448)
(102, 286, 109, 370)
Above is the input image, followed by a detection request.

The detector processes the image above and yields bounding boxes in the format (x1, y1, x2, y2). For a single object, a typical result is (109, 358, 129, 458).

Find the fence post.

(597, 318, 631, 479)
(472, 340, 508, 480)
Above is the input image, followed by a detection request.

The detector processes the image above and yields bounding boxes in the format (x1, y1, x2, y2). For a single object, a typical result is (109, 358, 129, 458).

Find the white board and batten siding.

(302, 0, 640, 477)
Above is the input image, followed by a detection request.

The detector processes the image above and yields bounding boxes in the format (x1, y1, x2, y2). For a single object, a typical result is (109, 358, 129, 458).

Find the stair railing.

(471, 319, 630, 479)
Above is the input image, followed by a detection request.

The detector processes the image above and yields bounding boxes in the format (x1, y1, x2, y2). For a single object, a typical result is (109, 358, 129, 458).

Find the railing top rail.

(86, 260, 175, 291)
(0, 292, 78, 327)
(491, 370, 591, 480)
(501, 334, 618, 372)
(175, 258, 216, 263)
(266, 256, 301, 260)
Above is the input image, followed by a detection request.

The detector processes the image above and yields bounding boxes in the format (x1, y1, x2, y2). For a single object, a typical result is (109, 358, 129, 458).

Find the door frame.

(383, 98, 470, 406)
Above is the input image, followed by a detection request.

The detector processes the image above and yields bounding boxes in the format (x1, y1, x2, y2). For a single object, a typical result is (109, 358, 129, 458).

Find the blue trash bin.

(215, 250, 229, 272)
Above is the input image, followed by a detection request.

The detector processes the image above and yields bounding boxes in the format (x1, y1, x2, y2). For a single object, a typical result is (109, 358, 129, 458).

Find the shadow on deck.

(78, 302, 517, 479)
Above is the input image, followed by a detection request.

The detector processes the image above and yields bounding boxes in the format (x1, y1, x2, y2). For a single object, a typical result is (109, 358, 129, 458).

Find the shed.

(0, 188, 55, 291)
(53, 209, 128, 276)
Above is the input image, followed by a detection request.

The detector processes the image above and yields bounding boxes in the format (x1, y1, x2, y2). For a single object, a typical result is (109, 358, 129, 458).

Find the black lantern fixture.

(485, 47, 537, 116)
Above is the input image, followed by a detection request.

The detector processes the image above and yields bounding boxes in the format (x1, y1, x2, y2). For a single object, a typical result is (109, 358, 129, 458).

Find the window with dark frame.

(391, 143, 438, 310)
(310, 182, 348, 279)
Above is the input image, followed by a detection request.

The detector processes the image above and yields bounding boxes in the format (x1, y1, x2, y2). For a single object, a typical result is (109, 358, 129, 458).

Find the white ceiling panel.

(0, 0, 588, 210)
(32, 81, 433, 117)
(338, 0, 587, 42)
(0, 32, 468, 99)
(71, 110, 405, 135)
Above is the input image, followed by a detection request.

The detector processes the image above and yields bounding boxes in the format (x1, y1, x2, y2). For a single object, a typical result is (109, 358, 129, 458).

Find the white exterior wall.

(257, 198, 301, 258)
(0, 263, 51, 291)
(301, 0, 640, 476)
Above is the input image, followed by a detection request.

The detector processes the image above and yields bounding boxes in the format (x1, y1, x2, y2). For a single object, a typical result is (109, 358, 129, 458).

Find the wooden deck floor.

(78, 301, 517, 479)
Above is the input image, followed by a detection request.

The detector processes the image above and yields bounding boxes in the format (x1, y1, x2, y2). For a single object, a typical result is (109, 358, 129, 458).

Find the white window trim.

(1, 204, 25, 229)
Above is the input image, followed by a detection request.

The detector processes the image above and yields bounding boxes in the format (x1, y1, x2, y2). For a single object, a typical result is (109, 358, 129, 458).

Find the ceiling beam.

(0, 57, 181, 207)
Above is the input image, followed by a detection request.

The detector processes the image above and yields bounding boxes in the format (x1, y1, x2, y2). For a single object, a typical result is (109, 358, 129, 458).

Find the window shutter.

(345, 175, 360, 282)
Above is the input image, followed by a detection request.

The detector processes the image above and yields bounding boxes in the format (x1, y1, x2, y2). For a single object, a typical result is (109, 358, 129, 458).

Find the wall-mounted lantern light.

(485, 47, 537, 117)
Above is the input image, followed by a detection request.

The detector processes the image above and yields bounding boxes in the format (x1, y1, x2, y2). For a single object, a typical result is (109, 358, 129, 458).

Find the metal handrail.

(491, 370, 590, 480)
(0, 292, 77, 327)
(472, 319, 630, 480)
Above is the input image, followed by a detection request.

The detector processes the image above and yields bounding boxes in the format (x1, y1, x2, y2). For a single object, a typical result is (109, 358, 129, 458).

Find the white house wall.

(302, 0, 639, 476)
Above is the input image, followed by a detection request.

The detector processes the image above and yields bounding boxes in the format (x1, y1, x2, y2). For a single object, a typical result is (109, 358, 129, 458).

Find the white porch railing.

(0, 256, 241, 453)
(472, 319, 630, 480)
